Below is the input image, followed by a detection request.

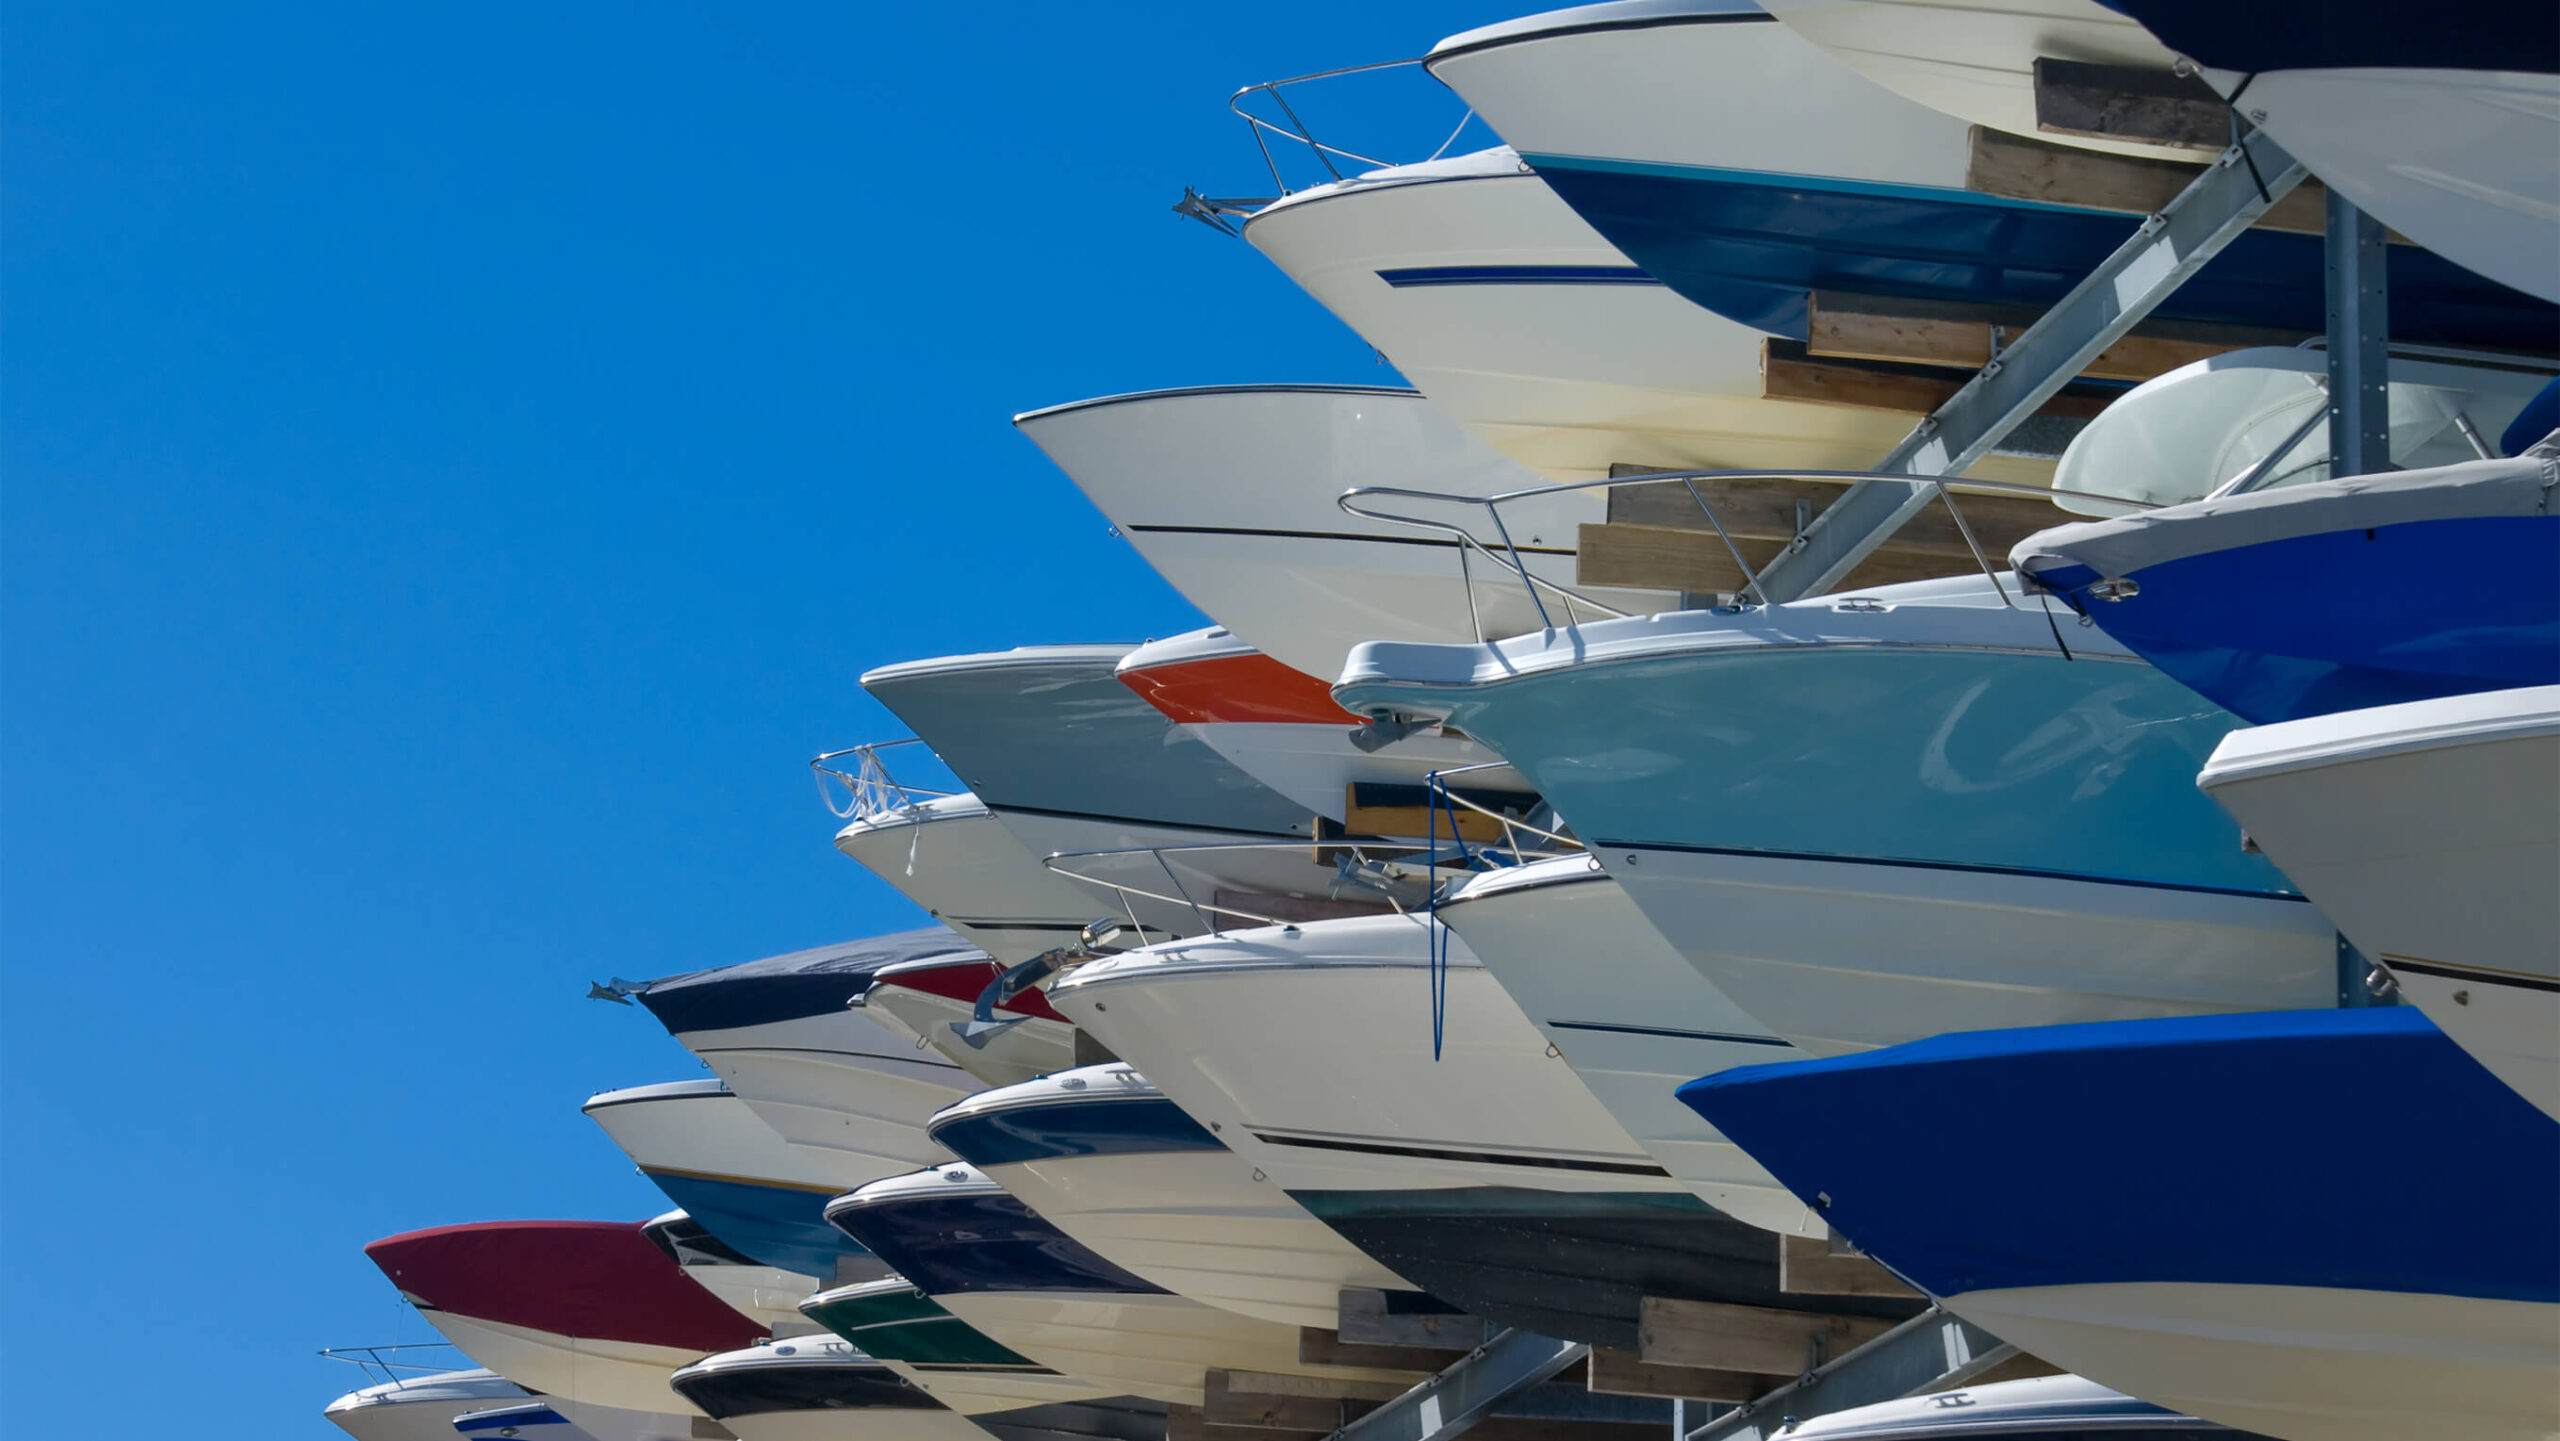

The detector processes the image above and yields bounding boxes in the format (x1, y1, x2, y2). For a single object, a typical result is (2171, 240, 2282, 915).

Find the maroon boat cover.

(366, 1219, 766, 1354)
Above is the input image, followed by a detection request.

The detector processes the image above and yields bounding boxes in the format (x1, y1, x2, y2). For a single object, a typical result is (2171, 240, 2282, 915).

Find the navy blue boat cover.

(635, 928, 989, 1036)
(2098, 0, 2558, 75)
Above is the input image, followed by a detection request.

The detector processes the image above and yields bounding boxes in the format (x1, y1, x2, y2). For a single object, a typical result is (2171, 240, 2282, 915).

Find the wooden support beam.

(1604, 472, 2062, 558)
(1336, 1288, 1494, 1351)
(1203, 1370, 1402, 1431)
(1966, 127, 2346, 237)
(1576, 522, 1767, 596)
(1637, 1298, 1900, 1377)
(1587, 1346, 1784, 1403)
(2031, 57, 2229, 152)
(1806, 291, 2309, 384)
(1779, 1233, 1924, 1299)
(1762, 344, 2113, 421)
(1166, 1404, 1320, 1441)
(1298, 1326, 1462, 1376)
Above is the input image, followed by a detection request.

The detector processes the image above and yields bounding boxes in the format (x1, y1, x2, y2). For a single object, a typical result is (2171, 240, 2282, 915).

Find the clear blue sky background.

(3, 4, 1502, 1432)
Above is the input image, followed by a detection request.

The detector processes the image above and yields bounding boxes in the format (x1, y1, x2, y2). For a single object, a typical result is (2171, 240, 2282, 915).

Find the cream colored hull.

(1435, 857, 1814, 1233)
(421, 1311, 703, 1417)
(1051, 918, 1683, 1199)
(1950, 1281, 2560, 1441)
(935, 1291, 1411, 1408)
(978, 1147, 1410, 1330)
(833, 794, 1103, 968)
(1245, 151, 2054, 489)
(1755, 0, 2188, 159)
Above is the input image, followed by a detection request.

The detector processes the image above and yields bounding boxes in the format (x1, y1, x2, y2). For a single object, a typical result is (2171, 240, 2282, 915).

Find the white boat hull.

(833, 794, 1105, 967)
(1186, 721, 1518, 824)
(674, 1013, 978, 1189)
(2200, 687, 2560, 1118)
(680, 1262, 822, 1334)
(1014, 385, 1669, 681)
(1607, 846, 2338, 1056)
(1754, 0, 2188, 159)
(873, 1363, 1112, 1417)
(1243, 148, 2054, 487)
(933, 1292, 1388, 1408)
(1434, 856, 1816, 1233)
(975, 1145, 1410, 1331)
(1429, 6, 1972, 189)
(583, 1083, 840, 1194)
(1050, 917, 1678, 1197)
(2201, 64, 2560, 304)
(858, 982, 1080, 1090)
(325, 1372, 539, 1441)
(1947, 1280, 2560, 1441)
(720, 1412, 983, 1441)
(419, 1312, 706, 1418)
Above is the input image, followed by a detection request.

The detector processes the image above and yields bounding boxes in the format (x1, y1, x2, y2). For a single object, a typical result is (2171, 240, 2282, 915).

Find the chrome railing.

(811, 738, 957, 823)
(1178, 59, 1485, 232)
(1038, 825, 1578, 944)
(319, 1342, 469, 1390)
(1337, 468, 2169, 637)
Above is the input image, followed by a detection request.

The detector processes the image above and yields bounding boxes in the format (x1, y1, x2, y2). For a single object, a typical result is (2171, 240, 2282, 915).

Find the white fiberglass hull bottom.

(1949, 1280, 2560, 1441)
(719, 1412, 985, 1441)
(2206, 65, 2560, 304)
(680, 1014, 978, 1189)
(977, 1149, 1411, 1330)
(1134, 529, 1666, 687)
(2199, 689, 2560, 1118)
(422, 1312, 705, 1417)
(547, 1398, 703, 1441)
(834, 797, 1103, 967)
(1051, 921, 1681, 1197)
(934, 1292, 1341, 1408)
(1187, 721, 1523, 825)
(859, 983, 1080, 1091)
(1608, 847, 2337, 1056)
(681, 1262, 821, 1333)
(877, 1363, 1111, 1416)
(1435, 857, 1813, 1234)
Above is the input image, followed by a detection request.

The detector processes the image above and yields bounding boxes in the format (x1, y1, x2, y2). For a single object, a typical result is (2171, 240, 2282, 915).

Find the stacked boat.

(325, 4, 2559, 1440)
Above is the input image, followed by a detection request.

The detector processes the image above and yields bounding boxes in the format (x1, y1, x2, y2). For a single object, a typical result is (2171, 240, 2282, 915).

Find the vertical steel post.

(2325, 191, 2391, 478)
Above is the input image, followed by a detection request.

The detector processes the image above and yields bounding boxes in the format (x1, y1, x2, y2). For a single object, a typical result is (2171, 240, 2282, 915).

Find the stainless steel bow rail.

(1337, 467, 2165, 638)
(1178, 58, 1486, 232)
(1036, 834, 1552, 944)
(317, 1342, 470, 1389)
(810, 738, 958, 822)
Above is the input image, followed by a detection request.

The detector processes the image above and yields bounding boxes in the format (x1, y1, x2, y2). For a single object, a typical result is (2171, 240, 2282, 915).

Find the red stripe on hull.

(1120, 652, 1359, 725)
(872, 956, 1069, 1024)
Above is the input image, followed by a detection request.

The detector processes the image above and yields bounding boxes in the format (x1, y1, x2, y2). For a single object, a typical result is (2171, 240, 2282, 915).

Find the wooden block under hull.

(1806, 291, 2308, 385)
(1779, 1232, 1925, 1300)
(1637, 1297, 1898, 1377)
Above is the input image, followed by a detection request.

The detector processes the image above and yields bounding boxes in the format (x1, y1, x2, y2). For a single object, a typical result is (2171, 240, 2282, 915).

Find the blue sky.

(2, 3, 1500, 1431)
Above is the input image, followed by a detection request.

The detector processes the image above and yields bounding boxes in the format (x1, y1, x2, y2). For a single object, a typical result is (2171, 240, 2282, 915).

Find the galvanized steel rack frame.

(1311, 104, 2401, 1441)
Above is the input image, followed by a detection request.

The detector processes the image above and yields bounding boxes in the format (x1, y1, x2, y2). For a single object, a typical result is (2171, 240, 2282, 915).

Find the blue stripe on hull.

(1520, 154, 2560, 350)
(641, 1170, 852, 1280)
(2046, 514, 2560, 724)
(1679, 1007, 2560, 1304)
(931, 1095, 1221, 1169)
